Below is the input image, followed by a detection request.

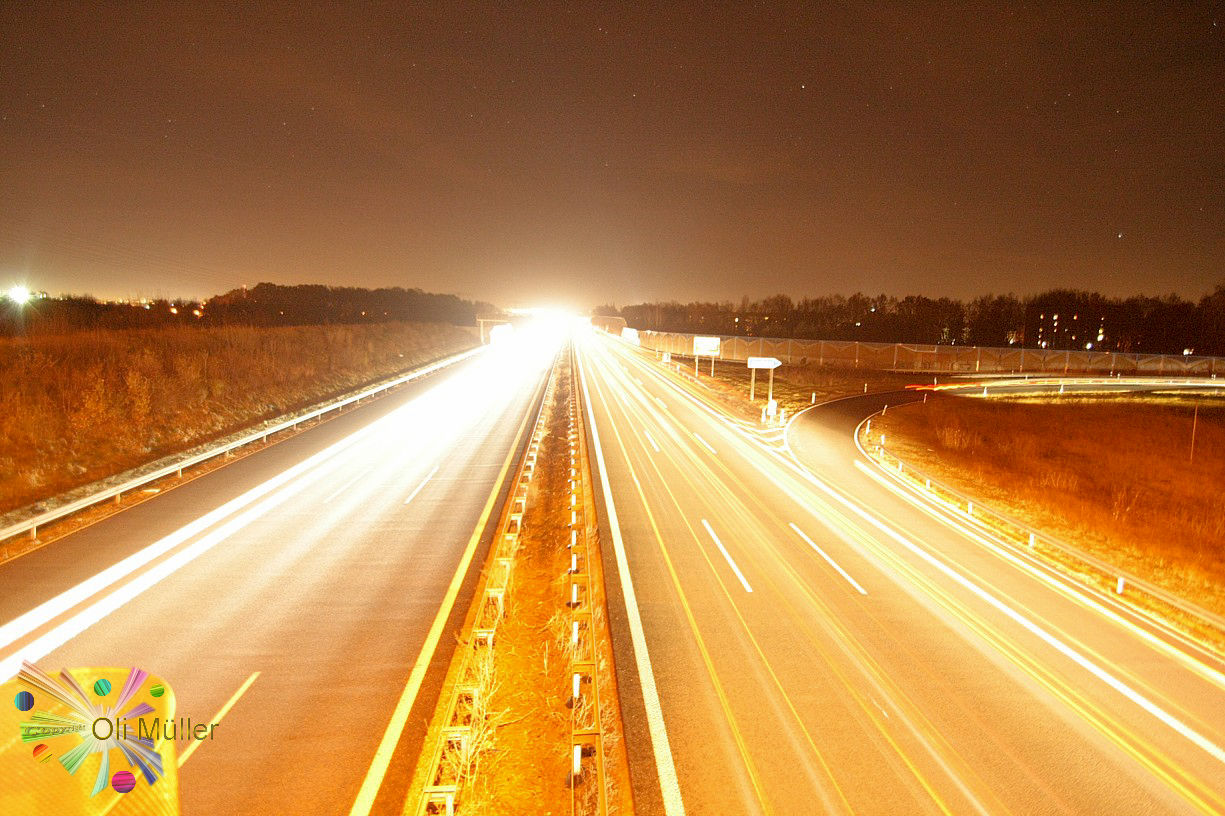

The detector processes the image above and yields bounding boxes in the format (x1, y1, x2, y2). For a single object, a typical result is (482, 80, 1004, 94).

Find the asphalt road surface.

(578, 330, 1225, 815)
(0, 337, 554, 815)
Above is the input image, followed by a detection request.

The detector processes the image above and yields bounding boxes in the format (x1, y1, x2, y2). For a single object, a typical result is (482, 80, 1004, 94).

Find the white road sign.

(747, 356, 782, 369)
(693, 336, 721, 357)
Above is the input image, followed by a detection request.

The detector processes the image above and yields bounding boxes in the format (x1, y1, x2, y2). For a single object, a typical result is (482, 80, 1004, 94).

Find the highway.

(577, 329, 1225, 815)
(0, 335, 556, 815)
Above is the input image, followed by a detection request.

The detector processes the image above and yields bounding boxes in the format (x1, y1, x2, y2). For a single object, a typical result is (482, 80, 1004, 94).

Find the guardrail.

(565, 344, 609, 816)
(1, 346, 485, 549)
(417, 350, 557, 816)
(921, 376, 1225, 394)
(856, 411, 1225, 638)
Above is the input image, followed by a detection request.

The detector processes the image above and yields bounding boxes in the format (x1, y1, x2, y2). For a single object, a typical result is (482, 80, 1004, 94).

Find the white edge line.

(403, 465, 441, 505)
(693, 433, 717, 456)
(789, 523, 867, 595)
(701, 519, 752, 593)
(644, 429, 662, 454)
(577, 345, 686, 816)
(178, 671, 260, 767)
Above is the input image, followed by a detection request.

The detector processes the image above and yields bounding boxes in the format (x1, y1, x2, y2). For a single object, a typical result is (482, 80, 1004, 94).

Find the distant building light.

(1184, 348, 1194, 356)
(169, 306, 178, 314)
(1085, 342, 1093, 349)
(192, 309, 202, 317)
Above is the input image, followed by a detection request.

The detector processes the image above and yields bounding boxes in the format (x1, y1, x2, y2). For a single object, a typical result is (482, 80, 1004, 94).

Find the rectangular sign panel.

(747, 356, 782, 369)
(621, 327, 640, 345)
(693, 336, 721, 357)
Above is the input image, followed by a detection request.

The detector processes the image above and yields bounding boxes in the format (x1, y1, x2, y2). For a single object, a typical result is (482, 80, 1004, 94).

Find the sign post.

(693, 336, 721, 376)
(747, 357, 781, 403)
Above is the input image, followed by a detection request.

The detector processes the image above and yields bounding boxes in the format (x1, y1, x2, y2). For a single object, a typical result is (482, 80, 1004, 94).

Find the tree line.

(602, 286, 1225, 356)
(0, 283, 491, 336)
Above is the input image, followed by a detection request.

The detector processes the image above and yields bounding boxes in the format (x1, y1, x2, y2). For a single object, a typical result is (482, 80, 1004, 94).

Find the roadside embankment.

(0, 322, 477, 514)
(871, 394, 1225, 615)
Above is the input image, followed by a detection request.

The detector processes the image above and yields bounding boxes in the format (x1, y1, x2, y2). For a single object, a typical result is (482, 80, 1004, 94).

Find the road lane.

(0, 336, 557, 815)
(579, 330, 1225, 815)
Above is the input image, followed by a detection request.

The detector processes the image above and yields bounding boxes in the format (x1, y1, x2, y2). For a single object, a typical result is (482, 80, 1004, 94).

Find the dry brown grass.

(0, 322, 476, 514)
(878, 394, 1225, 612)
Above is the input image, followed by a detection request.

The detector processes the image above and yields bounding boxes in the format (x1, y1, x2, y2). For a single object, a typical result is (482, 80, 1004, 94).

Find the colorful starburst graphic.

(15, 661, 164, 797)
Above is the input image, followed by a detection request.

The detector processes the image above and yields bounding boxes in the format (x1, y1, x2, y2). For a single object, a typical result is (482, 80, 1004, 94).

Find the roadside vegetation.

(0, 322, 476, 514)
(875, 394, 1225, 614)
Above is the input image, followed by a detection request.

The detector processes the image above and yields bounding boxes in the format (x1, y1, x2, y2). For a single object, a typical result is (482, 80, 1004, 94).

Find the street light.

(7, 286, 31, 304)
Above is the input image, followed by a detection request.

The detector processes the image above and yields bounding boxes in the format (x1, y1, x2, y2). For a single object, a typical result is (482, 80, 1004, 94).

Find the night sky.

(1, 3, 1222, 309)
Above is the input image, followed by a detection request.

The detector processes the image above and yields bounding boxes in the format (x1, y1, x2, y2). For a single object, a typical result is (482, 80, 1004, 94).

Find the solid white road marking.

(578, 346, 686, 816)
(701, 519, 752, 593)
(644, 430, 662, 454)
(789, 523, 868, 595)
(693, 433, 717, 456)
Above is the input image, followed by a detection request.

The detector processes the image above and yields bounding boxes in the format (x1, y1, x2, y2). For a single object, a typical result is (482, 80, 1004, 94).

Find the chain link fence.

(637, 330, 1225, 376)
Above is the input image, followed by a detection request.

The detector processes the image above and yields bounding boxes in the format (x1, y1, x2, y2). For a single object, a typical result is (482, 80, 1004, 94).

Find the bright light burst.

(7, 286, 31, 304)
